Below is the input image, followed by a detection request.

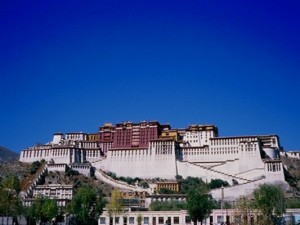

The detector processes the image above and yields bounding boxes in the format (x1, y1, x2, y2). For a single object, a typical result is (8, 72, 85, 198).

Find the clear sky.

(1, 0, 300, 152)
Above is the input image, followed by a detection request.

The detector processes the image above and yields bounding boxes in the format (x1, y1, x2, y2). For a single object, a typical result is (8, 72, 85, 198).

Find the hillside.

(0, 146, 19, 162)
(0, 160, 30, 181)
(281, 154, 300, 192)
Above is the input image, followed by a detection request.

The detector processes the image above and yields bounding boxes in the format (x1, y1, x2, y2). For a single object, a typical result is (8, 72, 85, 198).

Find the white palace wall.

(20, 139, 102, 164)
(102, 140, 178, 179)
(20, 131, 286, 186)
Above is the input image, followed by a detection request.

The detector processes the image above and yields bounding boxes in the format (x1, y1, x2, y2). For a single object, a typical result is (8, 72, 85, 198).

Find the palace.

(19, 121, 286, 197)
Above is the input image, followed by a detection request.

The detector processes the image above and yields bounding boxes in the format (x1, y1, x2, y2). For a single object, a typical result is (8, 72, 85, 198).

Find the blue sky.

(1, 0, 299, 152)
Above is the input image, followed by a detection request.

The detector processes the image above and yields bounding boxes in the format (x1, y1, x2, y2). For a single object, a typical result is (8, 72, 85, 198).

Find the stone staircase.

(94, 169, 149, 193)
(190, 162, 252, 183)
(20, 163, 48, 199)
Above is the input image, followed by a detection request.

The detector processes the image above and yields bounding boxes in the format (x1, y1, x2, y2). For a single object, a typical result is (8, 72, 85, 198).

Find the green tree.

(209, 179, 229, 189)
(149, 200, 186, 211)
(107, 189, 125, 225)
(68, 186, 105, 225)
(0, 175, 22, 224)
(137, 214, 143, 225)
(138, 180, 149, 188)
(177, 176, 205, 194)
(158, 187, 176, 194)
(30, 196, 59, 225)
(30, 161, 42, 174)
(234, 196, 253, 225)
(186, 186, 213, 225)
(253, 184, 286, 225)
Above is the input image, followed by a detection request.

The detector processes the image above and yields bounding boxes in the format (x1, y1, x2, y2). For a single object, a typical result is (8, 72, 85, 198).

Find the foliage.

(158, 187, 176, 194)
(107, 189, 125, 217)
(139, 180, 149, 188)
(0, 175, 22, 222)
(149, 200, 187, 211)
(213, 200, 233, 209)
(176, 175, 206, 194)
(106, 171, 117, 180)
(30, 196, 59, 224)
(186, 186, 213, 225)
(209, 179, 229, 189)
(286, 198, 300, 208)
(234, 196, 253, 225)
(137, 214, 143, 225)
(253, 184, 286, 225)
(68, 186, 105, 225)
(106, 172, 148, 187)
(30, 161, 42, 174)
(1, 175, 21, 194)
(65, 166, 79, 176)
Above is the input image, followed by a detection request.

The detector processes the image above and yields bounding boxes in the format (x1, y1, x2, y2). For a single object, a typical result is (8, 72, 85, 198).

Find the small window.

(158, 217, 164, 224)
(144, 217, 149, 224)
(129, 217, 135, 224)
(115, 217, 120, 224)
(174, 217, 179, 224)
(100, 217, 106, 224)
(185, 216, 191, 224)
(217, 216, 224, 224)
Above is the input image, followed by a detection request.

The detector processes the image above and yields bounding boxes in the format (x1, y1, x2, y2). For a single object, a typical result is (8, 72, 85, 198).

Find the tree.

(0, 175, 22, 225)
(107, 189, 125, 225)
(137, 214, 143, 225)
(107, 189, 124, 215)
(138, 180, 149, 188)
(234, 196, 253, 225)
(68, 186, 105, 225)
(209, 179, 229, 189)
(149, 200, 186, 211)
(186, 186, 213, 225)
(158, 187, 176, 194)
(30, 196, 59, 225)
(253, 184, 286, 225)
(177, 176, 205, 194)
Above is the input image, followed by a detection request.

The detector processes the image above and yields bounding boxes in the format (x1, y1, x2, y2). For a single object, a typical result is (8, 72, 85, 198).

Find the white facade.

(102, 139, 178, 179)
(98, 134, 285, 189)
(19, 126, 286, 198)
(98, 208, 300, 225)
(33, 184, 73, 206)
(19, 133, 102, 164)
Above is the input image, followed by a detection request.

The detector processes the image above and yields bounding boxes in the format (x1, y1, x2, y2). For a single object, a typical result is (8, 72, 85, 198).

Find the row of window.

(100, 216, 181, 225)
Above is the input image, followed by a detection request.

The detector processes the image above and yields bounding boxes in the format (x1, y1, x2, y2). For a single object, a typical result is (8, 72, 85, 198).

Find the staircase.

(20, 163, 48, 199)
(189, 162, 252, 183)
(94, 169, 149, 193)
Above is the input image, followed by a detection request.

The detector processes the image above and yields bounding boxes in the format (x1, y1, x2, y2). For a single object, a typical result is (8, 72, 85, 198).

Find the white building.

(19, 123, 289, 199)
(20, 133, 102, 164)
(98, 208, 300, 225)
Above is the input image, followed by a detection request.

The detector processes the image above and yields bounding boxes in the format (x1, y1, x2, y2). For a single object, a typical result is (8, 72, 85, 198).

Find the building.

(154, 181, 180, 193)
(98, 208, 300, 225)
(19, 120, 289, 199)
(20, 133, 103, 164)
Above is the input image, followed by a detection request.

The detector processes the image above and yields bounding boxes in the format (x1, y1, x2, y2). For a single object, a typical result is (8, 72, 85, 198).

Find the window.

(185, 216, 191, 224)
(129, 217, 134, 224)
(144, 217, 149, 224)
(217, 216, 224, 224)
(115, 217, 120, 224)
(123, 217, 127, 225)
(100, 217, 106, 224)
(158, 217, 164, 224)
(174, 217, 179, 224)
